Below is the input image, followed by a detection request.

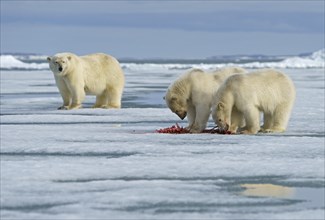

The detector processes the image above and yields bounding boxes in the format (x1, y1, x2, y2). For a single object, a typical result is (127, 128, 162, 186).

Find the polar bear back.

(218, 69, 295, 112)
(166, 67, 246, 107)
(186, 67, 246, 102)
(79, 53, 124, 93)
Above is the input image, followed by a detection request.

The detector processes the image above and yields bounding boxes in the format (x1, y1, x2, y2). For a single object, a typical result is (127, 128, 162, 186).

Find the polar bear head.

(164, 91, 188, 120)
(164, 74, 193, 120)
(47, 53, 73, 76)
(212, 102, 230, 132)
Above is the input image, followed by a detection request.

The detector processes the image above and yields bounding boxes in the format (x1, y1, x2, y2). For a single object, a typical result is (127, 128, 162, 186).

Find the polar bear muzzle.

(175, 110, 187, 120)
(54, 61, 63, 72)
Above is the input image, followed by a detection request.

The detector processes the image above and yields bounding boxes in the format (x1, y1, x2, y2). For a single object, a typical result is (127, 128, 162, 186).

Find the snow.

(122, 49, 325, 72)
(0, 55, 49, 70)
(1, 49, 324, 71)
(0, 66, 324, 219)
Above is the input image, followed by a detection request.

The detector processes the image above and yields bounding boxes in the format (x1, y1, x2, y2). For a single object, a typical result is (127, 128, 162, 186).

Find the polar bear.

(164, 67, 246, 133)
(47, 52, 125, 110)
(212, 69, 296, 134)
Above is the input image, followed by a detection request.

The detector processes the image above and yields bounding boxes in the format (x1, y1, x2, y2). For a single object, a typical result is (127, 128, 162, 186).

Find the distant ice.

(122, 49, 325, 72)
(0, 55, 49, 70)
(1, 49, 324, 71)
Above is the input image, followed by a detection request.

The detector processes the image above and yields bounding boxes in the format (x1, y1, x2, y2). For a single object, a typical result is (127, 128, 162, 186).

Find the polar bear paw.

(69, 104, 82, 110)
(92, 104, 108, 109)
(58, 105, 70, 110)
(259, 127, 285, 133)
(189, 128, 202, 133)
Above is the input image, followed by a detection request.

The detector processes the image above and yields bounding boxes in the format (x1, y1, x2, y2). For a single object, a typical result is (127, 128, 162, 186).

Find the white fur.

(165, 67, 246, 133)
(212, 69, 296, 134)
(47, 52, 125, 110)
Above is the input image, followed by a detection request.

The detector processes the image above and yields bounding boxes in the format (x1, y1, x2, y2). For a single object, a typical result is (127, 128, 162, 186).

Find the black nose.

(176, 111, 187, 120)
(58, 67, 63, 72)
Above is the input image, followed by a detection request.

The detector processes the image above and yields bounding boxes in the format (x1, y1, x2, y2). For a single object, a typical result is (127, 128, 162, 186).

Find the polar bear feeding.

(164, 67, 246, 133)
(47, 52, 125, 110)
(212, 69, 296, 134)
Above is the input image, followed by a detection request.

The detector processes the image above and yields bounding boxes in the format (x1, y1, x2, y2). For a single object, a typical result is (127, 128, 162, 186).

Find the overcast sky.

(1, 0, 324, 59)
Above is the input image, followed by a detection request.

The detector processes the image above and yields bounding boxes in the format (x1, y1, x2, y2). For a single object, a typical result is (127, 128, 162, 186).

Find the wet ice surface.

(0, 68, 324, 219)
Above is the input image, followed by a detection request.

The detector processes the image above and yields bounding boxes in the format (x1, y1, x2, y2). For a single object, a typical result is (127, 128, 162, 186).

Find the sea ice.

(0, 62, 324, 219)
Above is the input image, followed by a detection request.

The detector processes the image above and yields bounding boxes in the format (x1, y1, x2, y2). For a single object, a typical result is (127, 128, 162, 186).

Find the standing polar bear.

(47, 52, 125, 110)
(164, 67, 246, 133)
(212, 69, 296, 134)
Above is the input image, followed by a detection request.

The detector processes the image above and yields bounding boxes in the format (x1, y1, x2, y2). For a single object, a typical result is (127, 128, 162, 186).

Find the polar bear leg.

(229, 108, 244, 133)
(260, 113, 274, 132)
(70, 86, 85, 109)
(54, 76, 71, 110)
(107, 87, 122, 108)
(190, 104, 210, 133)
(186, 104, 196, 129)
(270, 103, 292, 132)
(93, 93, 109, 108)
(241, 107, 260, 134)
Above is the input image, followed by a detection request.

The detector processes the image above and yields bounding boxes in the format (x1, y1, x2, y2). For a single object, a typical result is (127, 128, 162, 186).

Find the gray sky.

(1, 0, 324, 59)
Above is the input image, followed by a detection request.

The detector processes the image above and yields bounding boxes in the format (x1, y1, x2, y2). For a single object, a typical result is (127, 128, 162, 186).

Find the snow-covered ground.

(0, 65, 324, 219)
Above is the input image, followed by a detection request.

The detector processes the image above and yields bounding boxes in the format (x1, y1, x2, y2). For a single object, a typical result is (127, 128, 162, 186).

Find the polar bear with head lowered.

(47, 52, 125, 110)
(164, 67, 246, 133)
(212, 69, 296, 134)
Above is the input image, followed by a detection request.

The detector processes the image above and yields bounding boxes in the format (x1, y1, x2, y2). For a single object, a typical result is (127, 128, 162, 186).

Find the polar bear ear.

(217, 102, 224, 110)
(47, 57, 52, 62)
(67, 56, 72, 61)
